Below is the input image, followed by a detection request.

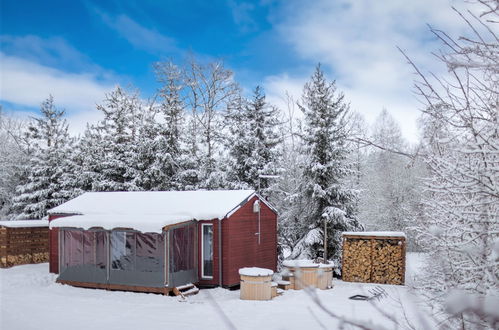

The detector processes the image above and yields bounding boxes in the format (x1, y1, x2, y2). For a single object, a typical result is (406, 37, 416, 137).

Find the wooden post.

(323, 218, 327, 262)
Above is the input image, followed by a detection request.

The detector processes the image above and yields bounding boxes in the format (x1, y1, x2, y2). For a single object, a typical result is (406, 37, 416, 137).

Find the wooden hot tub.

(239, 267, 274, 300)
(282, 260, 333, 290)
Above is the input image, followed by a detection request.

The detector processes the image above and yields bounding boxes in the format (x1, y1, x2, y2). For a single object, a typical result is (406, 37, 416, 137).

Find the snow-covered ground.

(0, 253, 427, 330)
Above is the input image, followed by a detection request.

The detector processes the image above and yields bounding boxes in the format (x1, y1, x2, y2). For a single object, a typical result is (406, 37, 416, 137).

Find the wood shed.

(341, 232, 406, 285)
(0, 220, 49, 268)
(47, 190, 277, 294)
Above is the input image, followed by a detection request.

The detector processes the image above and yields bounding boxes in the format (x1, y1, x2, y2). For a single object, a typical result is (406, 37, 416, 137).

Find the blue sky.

(1, 0, 466, 141)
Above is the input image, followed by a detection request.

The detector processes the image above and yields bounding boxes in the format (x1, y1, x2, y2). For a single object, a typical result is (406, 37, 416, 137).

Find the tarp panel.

(58, 229, 107, 284)
(109, 231, 165, 287)
(169, 223, 197, 287)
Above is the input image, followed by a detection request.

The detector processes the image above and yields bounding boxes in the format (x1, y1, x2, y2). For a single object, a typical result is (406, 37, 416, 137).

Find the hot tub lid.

(239, 267, 274, 277)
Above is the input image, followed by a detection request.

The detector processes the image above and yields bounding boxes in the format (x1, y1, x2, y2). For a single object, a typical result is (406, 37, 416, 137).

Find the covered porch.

(56, 221, 199, 294)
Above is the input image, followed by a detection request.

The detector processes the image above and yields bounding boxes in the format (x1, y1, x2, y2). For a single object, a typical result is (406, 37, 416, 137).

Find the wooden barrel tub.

(282, 260, 334, 290)
(317, 265, 333, 289)
(239, 267, 274, 301)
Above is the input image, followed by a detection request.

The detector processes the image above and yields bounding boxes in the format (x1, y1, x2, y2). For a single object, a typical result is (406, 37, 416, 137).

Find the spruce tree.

(224, 95, 253, 189)
(247, 86, 281, 193)
(12, 96, 73, 219)
(299, 65, 361, 264)
(152, 63, 185, 190)
(225, 86, 281, 192)
(85, 87, 142, 192)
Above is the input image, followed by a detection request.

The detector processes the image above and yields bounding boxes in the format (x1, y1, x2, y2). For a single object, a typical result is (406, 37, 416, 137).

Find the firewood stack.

(342, 232, 406, 285)
(0, 226, 49, 268)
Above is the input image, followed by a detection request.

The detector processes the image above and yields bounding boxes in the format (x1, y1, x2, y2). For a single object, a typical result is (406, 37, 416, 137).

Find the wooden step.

(173, 283, 199, 298)
(277, 280, 291, 290)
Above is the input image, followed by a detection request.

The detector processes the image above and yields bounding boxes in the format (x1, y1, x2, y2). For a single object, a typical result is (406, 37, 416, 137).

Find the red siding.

(222, 196, 277, 286)
(48, 214, 74, 274)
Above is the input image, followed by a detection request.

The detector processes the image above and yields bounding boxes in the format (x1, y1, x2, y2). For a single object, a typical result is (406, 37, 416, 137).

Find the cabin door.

(168, 222, 198, 287)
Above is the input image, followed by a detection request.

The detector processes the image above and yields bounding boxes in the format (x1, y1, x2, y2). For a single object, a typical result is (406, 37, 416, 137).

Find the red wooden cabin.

(48, 190, 277, 293)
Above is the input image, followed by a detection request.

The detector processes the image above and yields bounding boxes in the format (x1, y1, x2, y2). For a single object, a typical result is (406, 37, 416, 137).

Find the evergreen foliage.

(295, 65, 362, 264)
(225, 86, 281, 193)
(84, 87, 142, 192)
(12, 96, 73, 219)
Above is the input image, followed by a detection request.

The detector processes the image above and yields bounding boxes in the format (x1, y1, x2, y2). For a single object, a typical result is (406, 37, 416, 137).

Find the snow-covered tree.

(178, 115, 203, 190)
(358, 110, 425, 247)
(12, 96, 74, 219)
(182, 58, 240, 189)
(224, 94, 252, 189)
(225, 86, 281, 193)
(248, 86, 281, 193)
(403, 2, 499, 328)
(155, 64, 185, 190)
(291, 65, 362, 265)
(132, 62, 187, 191)
(274, 130, 310, 260)
(81, 87, 142, 192)
(0, 109, 28, 218)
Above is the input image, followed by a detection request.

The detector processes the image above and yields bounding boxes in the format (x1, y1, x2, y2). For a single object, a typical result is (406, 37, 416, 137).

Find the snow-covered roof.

(49, 190, 258, 233)
(0, 220, 49, 228)
(342, 231, 406, 238)
(238, 267, 274, 276)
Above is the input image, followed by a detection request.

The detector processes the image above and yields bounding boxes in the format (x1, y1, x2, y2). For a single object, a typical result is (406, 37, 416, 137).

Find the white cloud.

(227, 0, 258, 32)
(0, 53, 114, 112)
(263, 72, 422, 143)
(264, 0, 471, 142)
(0, 35, 99, 73)
(95, 10, 178, 55)
(66, 109, 104, 136)
(264, 73, 303, 109)
(0, 52, 114, 135)
(0, 105, 103, 137)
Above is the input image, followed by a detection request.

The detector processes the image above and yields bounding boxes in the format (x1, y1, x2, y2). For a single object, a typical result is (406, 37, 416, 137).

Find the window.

(111, 231, 135, 271)
(111, 231, 164, 272)
(82, 231, 105, 268)
(202, 224, 213, 278)
(63, 230, 83, 267)
(170, 225, 195, 272)
(62, 230, 107, 270)
(136, 233, 163, 273)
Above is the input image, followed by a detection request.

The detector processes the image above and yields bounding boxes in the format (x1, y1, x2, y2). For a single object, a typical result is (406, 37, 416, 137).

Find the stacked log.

(0, 226, 49, 268)
(371, 239, 404, 285)
(342, 233, 406, 285)
(342, 238, 372, 283)
(0, 227, 7, 267)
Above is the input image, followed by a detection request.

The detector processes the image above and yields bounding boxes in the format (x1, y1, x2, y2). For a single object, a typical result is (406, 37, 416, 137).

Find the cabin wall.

(222, 196, 277, 287)
(48, 213, 74, 274)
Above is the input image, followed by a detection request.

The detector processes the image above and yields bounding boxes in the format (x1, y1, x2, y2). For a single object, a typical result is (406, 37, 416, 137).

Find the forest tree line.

(0, 60, 422, 265)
